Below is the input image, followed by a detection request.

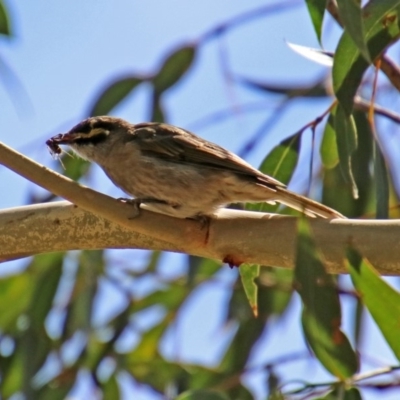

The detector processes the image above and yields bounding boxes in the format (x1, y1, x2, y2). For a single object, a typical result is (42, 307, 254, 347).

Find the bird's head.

(46, 116, 133, 161)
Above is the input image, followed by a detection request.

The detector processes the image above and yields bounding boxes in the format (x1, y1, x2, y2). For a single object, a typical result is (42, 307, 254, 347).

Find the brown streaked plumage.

(47, 116, 344, 219)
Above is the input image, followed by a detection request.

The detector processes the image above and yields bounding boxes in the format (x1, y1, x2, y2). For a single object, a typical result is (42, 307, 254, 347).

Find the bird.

(46, 116, 344, 220)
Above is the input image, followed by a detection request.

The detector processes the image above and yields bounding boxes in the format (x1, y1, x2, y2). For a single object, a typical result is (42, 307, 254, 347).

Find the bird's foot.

(118, 197, 171, 219)
(188, 213, 211, 232)
(117, 197, 141, 219)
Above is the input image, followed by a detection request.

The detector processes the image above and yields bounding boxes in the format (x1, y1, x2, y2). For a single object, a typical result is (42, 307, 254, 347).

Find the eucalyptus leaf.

(335, 105, 358, 199)
(295, 219, 358, 378)
(374, 140, 389, 218)
(305, 0, 326, 44)
(337, 0, 370, 61)
(347, 247, 400, 360)
(333, 0, 400, 114)
(89, 76, 143, 116)
(153, 45, 196, 94)
(0, 0, 11, 36)
(239, 264, 260, 317)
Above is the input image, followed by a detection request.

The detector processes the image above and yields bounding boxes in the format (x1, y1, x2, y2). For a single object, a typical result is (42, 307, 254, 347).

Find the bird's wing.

(130, 122, 285, 188)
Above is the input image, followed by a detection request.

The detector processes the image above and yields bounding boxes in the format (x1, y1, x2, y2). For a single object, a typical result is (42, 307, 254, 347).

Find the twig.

(369, 59, 381, 128)
(354, 96, 400, 124)
(199, 0, 301, 43)
(238, 100, 289, 158)
(352, 365, 400, 383)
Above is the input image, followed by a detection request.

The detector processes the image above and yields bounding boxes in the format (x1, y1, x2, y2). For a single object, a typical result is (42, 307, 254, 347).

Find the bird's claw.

(117, 197, 171, 219)
(117, 197, 142, 219)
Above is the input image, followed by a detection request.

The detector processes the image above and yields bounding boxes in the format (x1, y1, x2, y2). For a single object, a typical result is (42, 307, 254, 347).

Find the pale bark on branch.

(1, 141, 400, 274)
(1, 202, 400, 275)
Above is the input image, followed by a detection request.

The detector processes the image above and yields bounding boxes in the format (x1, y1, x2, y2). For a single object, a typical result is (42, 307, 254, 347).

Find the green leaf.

(343, 387, 362, 400)
(150, 92, 166, 122)
(317, 386, 362, 400)
(305, 0, 326, 43)
(127, 317, 171, 365)
(153, 45, 196, 95)
(295, 219, 340, 313)
(374, 140, 389, 218)
(131, 284, 188, 314)
(84, 336, 110, 371)
(19, 328, 52, 392)
(17, 255, 65, 382)
(176, 390, 230, 400)
(320, 110, 339, 169)
(259, 267, 293, 316)
(89, 75, 143, 116)
(346, 247, 400, 360)
(239, 76, 329, 97)
(63, 251, 103, 339)
(35, 367, 78, 400)
(333, 1, 400, 114)
(295, 219, 358, 379)
(61, 155, 90, 182)
(239, 264, 260, 317)
(0, 274, 33, 332)
(350, 111, 374, 213)
(0, 346, 24, 398)
(145, 250, 163, 273)
(103, 375, 120, 400)
(222, 270, 292, 379)
(247, 132, 300, 213)
(322, 111, 373, 218)
(353, 293, 365, 351)
(187, 257, 221, 286)
(337, 0, 370, 62)
(0, 0, 11, 36)
(28, 253, 64, 328)
(34, 385, 75, 400)
(335, 105, 358, 199)
(125, 357, 214, 394)
(301, 310, 358, 380)
(258, 132, 301, 184)
(267, 369, 284, 400)
(222, 281, 267, 372)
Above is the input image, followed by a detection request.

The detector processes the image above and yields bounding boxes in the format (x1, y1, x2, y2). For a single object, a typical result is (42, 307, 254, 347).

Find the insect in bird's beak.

(46, 138, 62, 157)
(46, 133, 75, 158)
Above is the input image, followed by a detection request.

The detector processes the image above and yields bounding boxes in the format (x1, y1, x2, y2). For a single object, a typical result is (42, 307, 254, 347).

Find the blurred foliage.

(0, 0, 11, 36)
(346, 247, 400, 360)
(2, 1, 400, 399)
(89, 44, 196, 122)
(295, 220, 358, 379)
(305, 0, 326, 43)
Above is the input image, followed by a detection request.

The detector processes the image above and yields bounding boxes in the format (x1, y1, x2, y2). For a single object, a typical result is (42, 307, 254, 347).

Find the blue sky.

(1, 0, 337, 221)
(1, 1, 399, 399)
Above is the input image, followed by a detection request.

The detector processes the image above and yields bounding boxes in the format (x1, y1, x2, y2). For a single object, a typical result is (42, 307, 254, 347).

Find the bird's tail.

(275, 187, 345, 219)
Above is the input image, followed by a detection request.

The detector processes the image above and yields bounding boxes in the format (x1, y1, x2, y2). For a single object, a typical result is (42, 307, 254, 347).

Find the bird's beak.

(46, 132, 78, 155)
(47, 133, 77, 145)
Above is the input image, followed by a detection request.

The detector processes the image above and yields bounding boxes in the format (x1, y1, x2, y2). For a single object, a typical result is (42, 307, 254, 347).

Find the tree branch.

(1, 141, 400, 274)
(1, 202, 400, 274)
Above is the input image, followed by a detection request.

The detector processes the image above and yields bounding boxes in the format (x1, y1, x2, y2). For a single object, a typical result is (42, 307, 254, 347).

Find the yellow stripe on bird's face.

(74, 127, 110, 140)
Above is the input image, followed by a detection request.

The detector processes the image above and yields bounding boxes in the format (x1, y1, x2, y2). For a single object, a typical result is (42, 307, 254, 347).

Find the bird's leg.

(117, 197, 171, 219)
(117, 197, 170, 206)
(188, 213, 211, 242)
